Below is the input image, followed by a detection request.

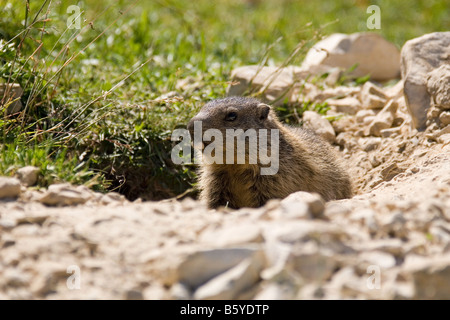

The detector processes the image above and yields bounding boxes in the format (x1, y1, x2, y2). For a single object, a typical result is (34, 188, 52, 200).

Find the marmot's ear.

(258, 103, 271, 121)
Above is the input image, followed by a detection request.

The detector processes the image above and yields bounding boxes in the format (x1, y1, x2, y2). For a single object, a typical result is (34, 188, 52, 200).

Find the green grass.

(0, 0, 448, 199)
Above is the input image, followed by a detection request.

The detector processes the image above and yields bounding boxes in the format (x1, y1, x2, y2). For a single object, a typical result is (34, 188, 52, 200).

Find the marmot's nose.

(188, 115, 208, 135)
(187, 118, 196, 135)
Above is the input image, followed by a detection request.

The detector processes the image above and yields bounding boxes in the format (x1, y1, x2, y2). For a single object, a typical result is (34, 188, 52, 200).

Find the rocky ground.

(1, 31, 450, 300)
(1, 100, 450, 300)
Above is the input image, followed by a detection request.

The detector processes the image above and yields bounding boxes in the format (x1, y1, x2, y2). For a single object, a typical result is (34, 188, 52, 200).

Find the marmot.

(187, 96, 352, 209)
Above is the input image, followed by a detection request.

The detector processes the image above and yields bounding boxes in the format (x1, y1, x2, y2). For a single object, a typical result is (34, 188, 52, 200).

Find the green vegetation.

(0, 0, 448, 199)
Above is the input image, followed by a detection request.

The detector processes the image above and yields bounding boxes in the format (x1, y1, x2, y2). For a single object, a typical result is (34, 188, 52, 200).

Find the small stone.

(16, 166, 40, 187)
(380, 211, 407, 238)
(380, 127, 401, 138)
(39, 183, 93, 206)
(275, 200, 310, 220)
(356, 109, 376, 123)
(0, 177, 21, 199)
(439, 111, 450, 126)
(170, 282, 192, 300)
(332, 116, 356, 134)
(349, 209, 378, 233)
(427, 106, 442, 120)
(384, 80, 404, 100)
(360, 82, 388, 109)
(30, 262, 69, 296)
(366, 100, 398, 136)
(401, 32, 450, 129)
(438, 133, 450, 145)
(359, 251, 396, 269)
(404, 254, 450, 299)
(143, 284, 167, 300)
(176, 247, 259, 290)
(254, 283, 296, 300)
(282, 191, 325, 218)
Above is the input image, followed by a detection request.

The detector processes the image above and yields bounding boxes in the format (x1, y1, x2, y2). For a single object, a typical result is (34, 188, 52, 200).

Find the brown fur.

(187, 97, 353, 209)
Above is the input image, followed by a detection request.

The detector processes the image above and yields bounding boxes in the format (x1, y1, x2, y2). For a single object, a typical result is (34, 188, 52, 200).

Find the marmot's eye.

(225, 111, 237, 121)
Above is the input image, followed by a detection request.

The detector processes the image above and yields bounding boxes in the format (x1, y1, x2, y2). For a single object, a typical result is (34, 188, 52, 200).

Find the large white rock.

(401, 32, 450, 130)
(302, 33, 401, 82)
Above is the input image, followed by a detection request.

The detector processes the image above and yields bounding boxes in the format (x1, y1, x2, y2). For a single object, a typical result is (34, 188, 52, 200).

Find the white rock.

(384, 80, 404, 100)
(16, 166, 40, 187)
(0, 177, 21, 199)
(100, 192, 127, 205)
(176, 247, 259, 289)
(359, 251, 396, 269)
(427, 64, 450, 110)
(366, 100, 398, 136)
(254, 283, 296, 300)
(326, 97, 361, 115)
(275, 200, 310, 220)
(0, 83, 23, 115)
(193, 250, 265, 300)
(302, 33, 401, 81)
(169, 282, 191, 300)
(438, 133, 450, 145)
(302, 111, 336, 143)
(282, 191, 325, 218)
(401, 32, 450, 129)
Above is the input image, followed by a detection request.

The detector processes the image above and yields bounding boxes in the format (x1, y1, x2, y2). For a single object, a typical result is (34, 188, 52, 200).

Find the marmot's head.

(187, 97, 278, 136)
